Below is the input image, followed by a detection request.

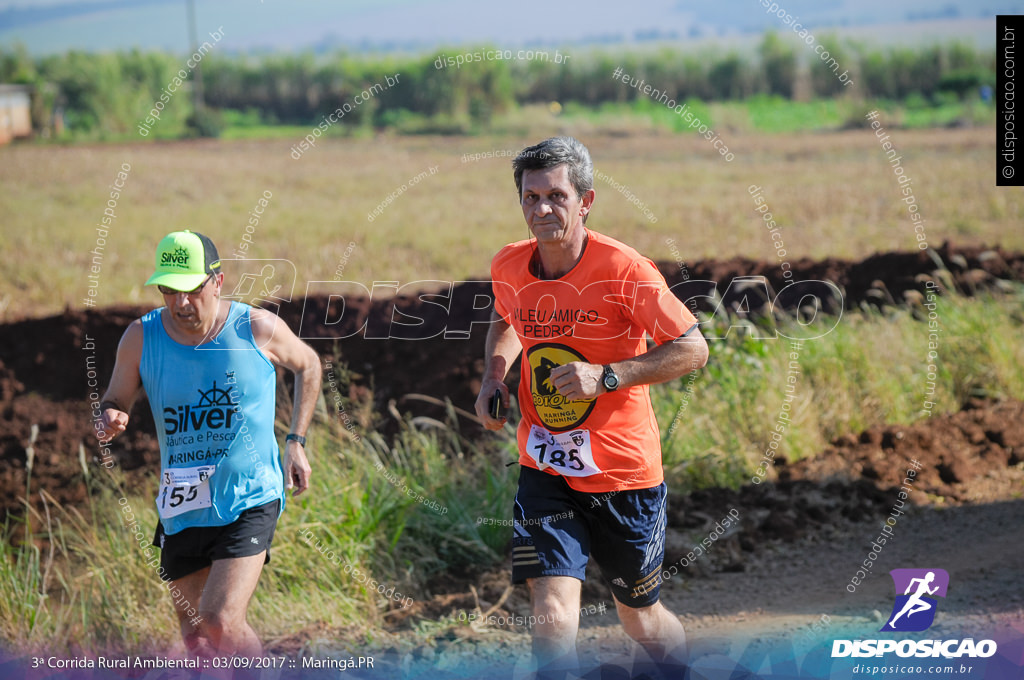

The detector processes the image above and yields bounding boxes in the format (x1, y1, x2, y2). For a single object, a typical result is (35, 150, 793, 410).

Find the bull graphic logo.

(526, 344, 596, 431)
(534, 357, 559, 398)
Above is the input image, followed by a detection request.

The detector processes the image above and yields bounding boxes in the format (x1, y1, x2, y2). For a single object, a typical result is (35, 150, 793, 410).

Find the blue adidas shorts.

(511, 465, 667, 608)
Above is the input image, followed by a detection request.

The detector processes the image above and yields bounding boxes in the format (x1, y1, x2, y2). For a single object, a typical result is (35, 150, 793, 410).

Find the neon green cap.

(144, 230, 221, 291)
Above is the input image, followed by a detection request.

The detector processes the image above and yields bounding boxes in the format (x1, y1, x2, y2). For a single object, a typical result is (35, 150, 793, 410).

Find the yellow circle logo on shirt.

(526, 343, 596, 431)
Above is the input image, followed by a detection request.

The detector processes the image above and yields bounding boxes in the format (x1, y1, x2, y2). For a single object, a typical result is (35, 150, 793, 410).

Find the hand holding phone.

(489, 389, 503, 420)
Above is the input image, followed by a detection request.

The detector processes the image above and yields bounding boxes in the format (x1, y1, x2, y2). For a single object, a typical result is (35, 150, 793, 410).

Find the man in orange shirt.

(475, 136, 709, 678)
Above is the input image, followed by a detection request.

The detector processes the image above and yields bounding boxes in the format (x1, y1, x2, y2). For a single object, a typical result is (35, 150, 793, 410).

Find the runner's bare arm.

(250, 308, 320, 496)
(97, 320, 144, 442)
(475, 312, 523, 431)
(612, 330, 708, 388)
(550, 329, 708, 401)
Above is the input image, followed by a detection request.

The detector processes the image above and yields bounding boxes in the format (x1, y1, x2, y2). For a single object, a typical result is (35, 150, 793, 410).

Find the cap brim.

(144, 271, 210, 291)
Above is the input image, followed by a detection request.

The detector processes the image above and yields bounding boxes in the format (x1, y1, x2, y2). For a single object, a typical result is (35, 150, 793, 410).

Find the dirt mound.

(0, 244, 1021, 521)
(663, 241, 1024, 313)
(782, 398, 1024, 501)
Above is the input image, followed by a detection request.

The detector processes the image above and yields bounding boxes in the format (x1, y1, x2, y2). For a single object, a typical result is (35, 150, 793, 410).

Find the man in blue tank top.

(96, 230, 320, 660)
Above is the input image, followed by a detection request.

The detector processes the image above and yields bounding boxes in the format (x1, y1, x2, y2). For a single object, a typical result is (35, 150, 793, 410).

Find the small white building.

(0, 84, 33, 144)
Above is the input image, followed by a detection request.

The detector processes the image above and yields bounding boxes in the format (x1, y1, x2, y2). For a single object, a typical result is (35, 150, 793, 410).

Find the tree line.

(0, 33, 995, 138)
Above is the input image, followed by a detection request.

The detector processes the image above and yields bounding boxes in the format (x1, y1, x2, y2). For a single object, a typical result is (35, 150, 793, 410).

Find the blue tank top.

(139, 302, 284, 534)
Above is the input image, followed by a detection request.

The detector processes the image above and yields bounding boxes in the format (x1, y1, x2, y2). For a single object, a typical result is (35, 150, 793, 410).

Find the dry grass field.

(0, 126, 1018, 319)
(1, 125, 1023, 674)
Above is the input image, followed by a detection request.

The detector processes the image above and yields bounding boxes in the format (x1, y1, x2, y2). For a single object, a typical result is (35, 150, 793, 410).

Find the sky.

(0, 0, 1019, 55)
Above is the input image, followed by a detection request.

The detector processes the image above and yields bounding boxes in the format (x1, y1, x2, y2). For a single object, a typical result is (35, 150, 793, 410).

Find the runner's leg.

(170, 566, 212, 657)
(528, 575, 582, 678)
(906, 600, 931, 617)
(889, 600, 916, 626)
(197, 552, 267, 656)
(615, 598, 687, 668)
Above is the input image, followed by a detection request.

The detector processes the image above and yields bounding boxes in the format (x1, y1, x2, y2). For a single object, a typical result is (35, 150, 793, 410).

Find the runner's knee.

(197, 610, 244, 641)
(529, 595, 579, 630)
(618, 601, 667, 639)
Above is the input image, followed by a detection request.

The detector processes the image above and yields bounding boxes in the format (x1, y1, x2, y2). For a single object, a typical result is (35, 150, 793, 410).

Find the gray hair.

(512, 136, 594, 200)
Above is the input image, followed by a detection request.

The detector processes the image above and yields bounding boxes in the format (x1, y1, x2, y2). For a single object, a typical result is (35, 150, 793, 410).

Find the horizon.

(0, 0, 1014, 56)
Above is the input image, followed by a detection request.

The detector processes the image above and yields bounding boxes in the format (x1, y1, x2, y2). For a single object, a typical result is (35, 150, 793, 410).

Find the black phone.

(489, 389, 502, 420)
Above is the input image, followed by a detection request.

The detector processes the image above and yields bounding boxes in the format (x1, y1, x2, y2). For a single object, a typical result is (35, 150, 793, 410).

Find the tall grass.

(0, 392, 519, 655)
(0, 293, 1021, 653)
(656, 291, 1024, 491)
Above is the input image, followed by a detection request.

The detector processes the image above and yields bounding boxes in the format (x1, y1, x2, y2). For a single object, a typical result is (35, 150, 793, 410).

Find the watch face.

(603, 371, 619, 390)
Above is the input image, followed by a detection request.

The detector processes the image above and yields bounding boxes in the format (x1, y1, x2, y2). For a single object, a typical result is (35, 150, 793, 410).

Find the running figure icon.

(881, 568, 949, 632)
(887, 571, 939, 628)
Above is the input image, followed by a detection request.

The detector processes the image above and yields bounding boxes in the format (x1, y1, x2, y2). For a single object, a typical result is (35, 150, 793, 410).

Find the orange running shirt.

(491, 229, 698, 493)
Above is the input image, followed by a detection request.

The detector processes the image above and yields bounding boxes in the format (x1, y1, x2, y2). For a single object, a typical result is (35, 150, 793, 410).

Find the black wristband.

(285, 433, 306, 446)
(99, 400, 121, 412)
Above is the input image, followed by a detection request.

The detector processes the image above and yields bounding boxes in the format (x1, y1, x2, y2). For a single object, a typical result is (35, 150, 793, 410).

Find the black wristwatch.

(285, 433, 306, 446)
(601, 365, 620, 392)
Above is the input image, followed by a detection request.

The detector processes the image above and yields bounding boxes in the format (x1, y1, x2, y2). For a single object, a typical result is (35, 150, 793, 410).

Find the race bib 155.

(157, 465, 215, 519)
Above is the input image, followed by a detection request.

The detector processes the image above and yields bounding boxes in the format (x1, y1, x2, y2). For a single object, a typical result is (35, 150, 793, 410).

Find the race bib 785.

(526, 425, 602, 477)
